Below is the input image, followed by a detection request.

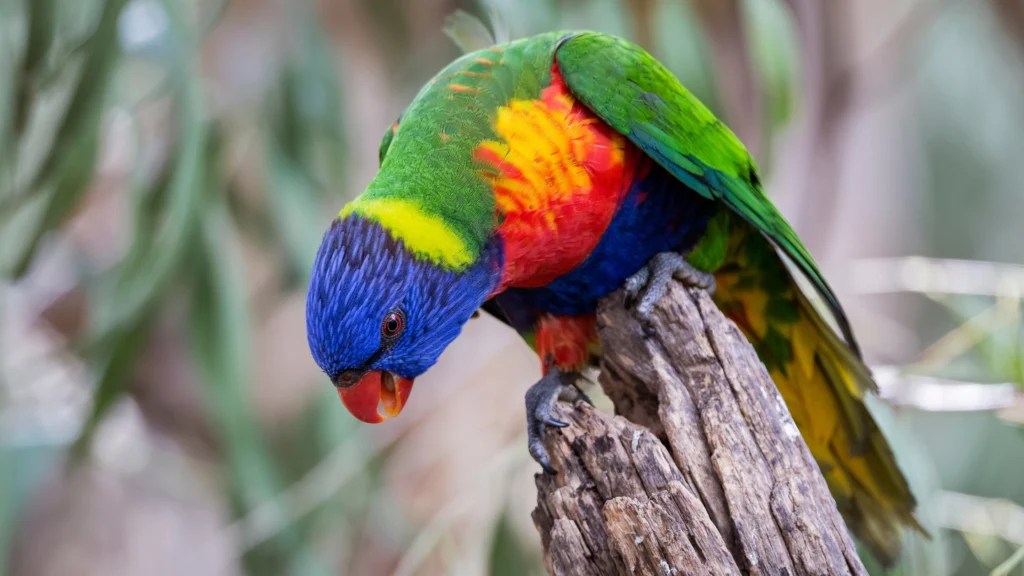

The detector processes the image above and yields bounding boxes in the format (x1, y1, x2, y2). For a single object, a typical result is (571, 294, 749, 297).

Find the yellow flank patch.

(340, 197, 472, 270)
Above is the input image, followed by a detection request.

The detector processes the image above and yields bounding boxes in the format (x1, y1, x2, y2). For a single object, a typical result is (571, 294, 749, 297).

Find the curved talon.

(524, 369, 581, 474)
(624, 252, 716, 320)
(623, 266, 651, 309)
(530, 439, 556, 475)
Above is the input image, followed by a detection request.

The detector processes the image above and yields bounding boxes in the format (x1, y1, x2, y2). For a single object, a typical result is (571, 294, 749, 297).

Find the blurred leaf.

(488, 507, 543, 576)
(745, 0, 798, 134)
(860, 394, 947, 576)
(225, 178, 277, 250)
(20, 0, 56, 77)
(72, 0, 205, 457)
(860, 543, 907, 576)
(265, 149, 322, 281)
(117, 0, 176, 63)
(0, 191, 48, 273)
(992, 544, 1024, 576)
(361, 0, 412, 65)
(13, 0, 56, 138)
(964, 530, 1011, 570)
(72, 153, 197, 456)
(0, 445, 12, 576)
(306, 387, 363, 557)
(922, 294, 1023, 384)
(910, 410, 1024, 506)
(253, 386, 368, 570)
(130, 142, 176, 247)
(625, 0, 654, 48)
(272, 3, 346, 178)
(649, 0, 718, 113)
(9, 0, 129, 277)
(67, 314, 150, 458)
(188, 181, 327, 576)
(87, 1, 204, 345)
(0, 6, 14, 188)
(266, 9, 346, 282)
(443, 9, 497, 54)
(183, 43, 323, 568)
(556, 0, 629, 38)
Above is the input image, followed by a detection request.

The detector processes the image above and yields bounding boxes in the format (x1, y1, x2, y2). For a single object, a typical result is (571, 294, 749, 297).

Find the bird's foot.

(624, 252, 716, 324)
(525, 368, 592, 474)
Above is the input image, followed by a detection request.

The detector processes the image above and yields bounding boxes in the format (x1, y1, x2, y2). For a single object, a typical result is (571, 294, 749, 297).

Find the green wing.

(554, 32, 861, 359)
(554, 34, 926, 561)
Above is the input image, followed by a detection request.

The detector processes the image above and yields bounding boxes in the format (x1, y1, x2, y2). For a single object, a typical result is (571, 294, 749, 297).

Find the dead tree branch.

(532, 283, 868, 576)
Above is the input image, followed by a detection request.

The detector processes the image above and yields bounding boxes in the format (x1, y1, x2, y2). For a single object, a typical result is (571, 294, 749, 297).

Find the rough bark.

(532, 283, 868, 576)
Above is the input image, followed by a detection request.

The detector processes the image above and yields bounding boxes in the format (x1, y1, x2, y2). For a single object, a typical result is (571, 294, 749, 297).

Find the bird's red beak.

(337, 371, 414, 423)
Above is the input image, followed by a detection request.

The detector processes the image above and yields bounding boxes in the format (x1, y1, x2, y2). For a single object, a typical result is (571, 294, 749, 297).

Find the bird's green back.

(350, 32, 569, 271)
(554, 32, 860, 357)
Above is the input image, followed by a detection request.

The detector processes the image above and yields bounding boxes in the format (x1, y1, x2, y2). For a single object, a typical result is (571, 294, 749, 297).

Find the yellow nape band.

(341, 197, 473, 270)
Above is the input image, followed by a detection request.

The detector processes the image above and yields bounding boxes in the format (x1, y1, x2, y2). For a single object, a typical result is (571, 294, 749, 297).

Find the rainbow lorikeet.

(306, 31, 921, 563)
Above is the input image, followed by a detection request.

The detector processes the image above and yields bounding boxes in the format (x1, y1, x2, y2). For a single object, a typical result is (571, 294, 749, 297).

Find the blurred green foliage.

(1, 0, 1022, 575)
(0, 0, 346, 573)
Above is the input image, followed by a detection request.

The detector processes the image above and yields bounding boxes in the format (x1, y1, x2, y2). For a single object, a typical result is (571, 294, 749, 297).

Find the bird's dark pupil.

(386, 317, 399, 333)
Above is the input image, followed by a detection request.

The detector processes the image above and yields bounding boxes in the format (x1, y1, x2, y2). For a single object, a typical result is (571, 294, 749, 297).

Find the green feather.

(361, 33, 565, 264)
(554, 32, 861, 357)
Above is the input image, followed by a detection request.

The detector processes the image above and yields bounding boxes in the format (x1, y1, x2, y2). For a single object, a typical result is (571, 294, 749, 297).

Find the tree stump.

(531, 283, 868, 576)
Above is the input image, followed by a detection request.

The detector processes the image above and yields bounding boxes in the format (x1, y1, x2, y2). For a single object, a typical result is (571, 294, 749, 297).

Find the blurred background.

(1, 0, 1023, 574)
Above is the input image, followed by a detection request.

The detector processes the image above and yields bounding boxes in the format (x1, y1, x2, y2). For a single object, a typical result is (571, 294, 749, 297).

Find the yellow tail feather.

(713, 225, 923, 567)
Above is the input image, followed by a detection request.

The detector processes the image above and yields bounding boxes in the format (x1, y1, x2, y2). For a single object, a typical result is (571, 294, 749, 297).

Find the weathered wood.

(532, 283, 868, 576)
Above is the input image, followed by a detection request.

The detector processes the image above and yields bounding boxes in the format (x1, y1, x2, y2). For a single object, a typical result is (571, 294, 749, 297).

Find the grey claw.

(624, 252, 716, 320)
(623, 266, 651, 305)
(529, 436, 556, 474)
(525, 369, 581, 474)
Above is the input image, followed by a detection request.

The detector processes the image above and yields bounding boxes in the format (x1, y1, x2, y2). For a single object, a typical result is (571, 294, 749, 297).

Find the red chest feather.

(474, 65, 643, 289)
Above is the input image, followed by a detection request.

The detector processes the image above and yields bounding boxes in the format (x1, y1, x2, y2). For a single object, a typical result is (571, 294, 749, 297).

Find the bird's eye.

(381, 310, 405, 339)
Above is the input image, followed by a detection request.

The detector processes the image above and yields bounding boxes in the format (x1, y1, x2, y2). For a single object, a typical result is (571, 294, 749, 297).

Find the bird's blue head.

(306, 215, 503, 423)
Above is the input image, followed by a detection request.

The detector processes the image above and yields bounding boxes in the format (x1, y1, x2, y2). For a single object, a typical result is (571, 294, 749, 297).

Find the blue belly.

(494, 162, 716, 328)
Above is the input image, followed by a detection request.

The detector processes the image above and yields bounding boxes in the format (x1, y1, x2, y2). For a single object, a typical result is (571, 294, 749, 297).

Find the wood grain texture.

(532, 283, 868, 575)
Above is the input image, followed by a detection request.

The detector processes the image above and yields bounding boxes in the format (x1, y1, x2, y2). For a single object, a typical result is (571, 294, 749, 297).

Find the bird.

(305, 30, 921, 565)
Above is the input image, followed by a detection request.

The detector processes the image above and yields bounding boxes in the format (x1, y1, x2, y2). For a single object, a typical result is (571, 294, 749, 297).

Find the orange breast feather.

(474, 65, 641, 289)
